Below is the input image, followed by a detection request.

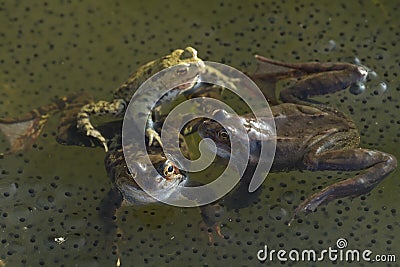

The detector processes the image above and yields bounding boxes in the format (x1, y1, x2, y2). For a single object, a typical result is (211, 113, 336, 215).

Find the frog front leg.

(254, 56, 368, 105)
(290, 144, 397, 224)
(145, 115, 163, 147)
(77, 99, 126, 152)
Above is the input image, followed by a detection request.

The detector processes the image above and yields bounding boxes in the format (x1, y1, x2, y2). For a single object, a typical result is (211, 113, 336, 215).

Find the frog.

(76, 47, 205, 152)
(104, 128, 222, 224)
(197, 55, 397, 223)
(101, 132, 224, 266)
(103, 133, 187, 207)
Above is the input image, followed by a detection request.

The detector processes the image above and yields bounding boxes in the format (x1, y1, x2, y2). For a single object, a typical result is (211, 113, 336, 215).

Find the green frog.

(198, 56, 397, 223)
(76, 47, 205, 152)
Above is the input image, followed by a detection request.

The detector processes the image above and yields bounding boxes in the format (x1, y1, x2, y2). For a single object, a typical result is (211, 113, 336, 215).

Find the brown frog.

(198, 56, 397, 223)
(76, 47, 205, 151)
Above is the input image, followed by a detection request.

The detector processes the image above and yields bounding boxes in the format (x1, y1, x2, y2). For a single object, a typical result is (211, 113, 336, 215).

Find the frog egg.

(349, 82, 366, 95)
(372, 81, 388, 95)
(267, 204, 289, 221)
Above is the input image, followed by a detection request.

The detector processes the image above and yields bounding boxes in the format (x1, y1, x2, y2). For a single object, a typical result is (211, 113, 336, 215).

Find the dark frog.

(101, 130, 224, 239)
(198, 56, 397, 222)
(104, 135, 186, 206)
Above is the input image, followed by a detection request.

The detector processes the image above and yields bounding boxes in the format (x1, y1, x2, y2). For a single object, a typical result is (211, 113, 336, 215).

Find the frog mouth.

(163, 170, 179, 181)
(157, 171, 186, 190)
(176, 74, 201, 90)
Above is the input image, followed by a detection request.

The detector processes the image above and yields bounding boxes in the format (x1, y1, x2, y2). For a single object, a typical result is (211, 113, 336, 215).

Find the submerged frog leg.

(56, 92, 103, 147)
(145, 115, 163, 147)
(0, 113, 48, 153)
(199, 203, 226, 243)
(289, 147, 397, 225)
(76, 99, 126, 152)
(98, 187, 124, 267)
(0, 92, 86, 153)
(181, 179, 226, 242)
(253, 55, 368, 105)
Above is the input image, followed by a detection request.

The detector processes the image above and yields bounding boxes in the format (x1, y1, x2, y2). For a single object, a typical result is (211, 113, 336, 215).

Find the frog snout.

(357, 65, 369, 82)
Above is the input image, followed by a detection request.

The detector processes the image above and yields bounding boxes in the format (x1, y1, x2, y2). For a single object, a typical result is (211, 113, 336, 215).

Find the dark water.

(0, 1, 399, 266)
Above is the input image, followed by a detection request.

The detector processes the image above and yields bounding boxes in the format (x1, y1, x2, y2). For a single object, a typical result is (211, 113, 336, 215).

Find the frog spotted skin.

(198, 56, 397, 222)
(102, 131, 224, 243)
(76, 47, 205, 152)
(105, 135, 188, 206)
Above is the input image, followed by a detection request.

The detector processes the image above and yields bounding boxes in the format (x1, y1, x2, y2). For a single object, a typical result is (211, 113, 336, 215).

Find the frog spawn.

(0, 166, 398, 265)
(4, 57, 396, 264)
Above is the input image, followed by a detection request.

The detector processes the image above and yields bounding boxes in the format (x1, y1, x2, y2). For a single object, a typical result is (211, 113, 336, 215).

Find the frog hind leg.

(76, 99, 126, 152)
(0, 91, 112, 150)
(98, 187, 124, 266)
(279, 67, 368, 105)
(290, 142, 397, 224)
(253, 55, 368, 105)
(56, 94, 123, 148)
(183, 179, 226, 242)
(0, 113, 48, 153)
(0, 93, 78, 153)
(98, 187, 123, 234)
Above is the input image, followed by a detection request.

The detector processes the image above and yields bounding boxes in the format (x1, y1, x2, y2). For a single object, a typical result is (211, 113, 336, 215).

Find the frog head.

(130, 47, 205, 94)
(198, 109, 233, 160)
(116, 152, 187, 204)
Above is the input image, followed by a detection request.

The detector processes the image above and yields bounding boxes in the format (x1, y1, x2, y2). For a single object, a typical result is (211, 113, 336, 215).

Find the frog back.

(271, 103, 359, 170)
(113, 47, 202, 101)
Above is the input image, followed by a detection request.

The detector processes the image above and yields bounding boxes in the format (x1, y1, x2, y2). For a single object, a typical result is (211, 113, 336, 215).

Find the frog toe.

(146, 128, 162, 147)
(296, 196, 324, 214)
(86, 129, 108, 151)
(288, 193, 328, 226)
(206, 224, 226, 244)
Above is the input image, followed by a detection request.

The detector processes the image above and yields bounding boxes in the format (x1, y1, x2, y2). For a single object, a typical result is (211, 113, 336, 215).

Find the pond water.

(0, 1, 399, 266)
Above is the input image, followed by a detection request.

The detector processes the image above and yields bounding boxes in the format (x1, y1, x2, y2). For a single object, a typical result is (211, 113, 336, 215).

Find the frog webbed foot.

(199, 203, 226, 243)
(204, 224, 225, 244)
(0, 114, 49, 153)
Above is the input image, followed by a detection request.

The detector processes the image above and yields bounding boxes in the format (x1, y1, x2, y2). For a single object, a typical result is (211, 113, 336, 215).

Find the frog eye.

(163, 161, 175, 177)
(176, 65, 189, 76)
(218, 130, 229, 140)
